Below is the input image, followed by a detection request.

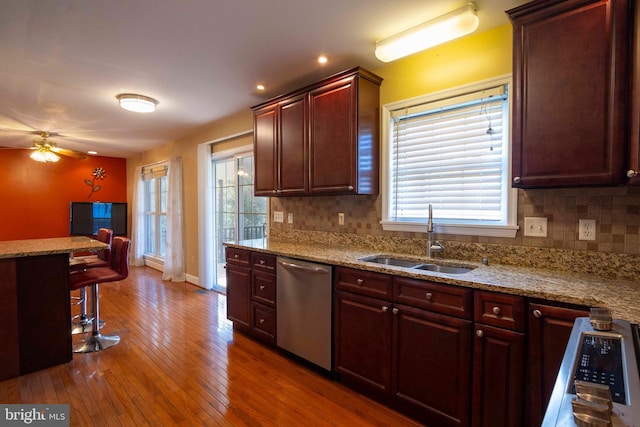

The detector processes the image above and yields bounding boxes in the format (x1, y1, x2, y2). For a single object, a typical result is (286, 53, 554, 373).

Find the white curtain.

(163, 157, 186, 282)
(130, 165, 146, 266)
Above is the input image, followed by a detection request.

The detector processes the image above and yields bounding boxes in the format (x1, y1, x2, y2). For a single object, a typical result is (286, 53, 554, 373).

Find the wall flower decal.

(85, 167, 106, 198)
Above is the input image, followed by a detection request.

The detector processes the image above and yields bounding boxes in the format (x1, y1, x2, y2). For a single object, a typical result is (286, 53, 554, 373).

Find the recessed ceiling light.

(87, 151, 98, 155)
(116, 93, 158, 113)
(318, 55, 328, 64)
(256, 84, 265, 91)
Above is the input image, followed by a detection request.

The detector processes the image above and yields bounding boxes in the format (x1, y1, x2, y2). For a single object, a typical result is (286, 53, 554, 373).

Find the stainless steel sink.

(359, 255, 476, 274)
(359, 256, 421, 268)
(412, 264, 474, 274)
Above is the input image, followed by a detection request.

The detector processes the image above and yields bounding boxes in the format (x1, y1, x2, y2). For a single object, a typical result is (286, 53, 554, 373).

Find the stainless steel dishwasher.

(276, 257, 332, 371)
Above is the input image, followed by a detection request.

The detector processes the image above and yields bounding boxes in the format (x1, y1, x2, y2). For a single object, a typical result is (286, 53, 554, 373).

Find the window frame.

(143, 163, 168, 260)
(380, 75, 519, 238)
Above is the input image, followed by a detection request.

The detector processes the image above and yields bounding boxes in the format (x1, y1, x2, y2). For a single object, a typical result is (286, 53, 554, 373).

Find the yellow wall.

(126, 109, 253, 280)
(375, 24, 512, 105)
(126, 24, 513, 283)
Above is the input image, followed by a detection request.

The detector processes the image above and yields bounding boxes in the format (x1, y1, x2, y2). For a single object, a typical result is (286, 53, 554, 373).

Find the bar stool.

(70, 236, 130, 353)
(70, 228, 113, 334)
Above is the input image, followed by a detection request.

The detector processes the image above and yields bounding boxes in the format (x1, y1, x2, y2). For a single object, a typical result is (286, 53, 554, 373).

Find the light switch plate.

(524, 217, 548, 237)
(287, 213, 293, 224)
(273, 211, 284, 223)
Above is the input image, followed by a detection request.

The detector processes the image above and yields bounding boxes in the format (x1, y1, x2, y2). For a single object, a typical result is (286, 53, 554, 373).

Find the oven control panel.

(573, 334, 626, 404)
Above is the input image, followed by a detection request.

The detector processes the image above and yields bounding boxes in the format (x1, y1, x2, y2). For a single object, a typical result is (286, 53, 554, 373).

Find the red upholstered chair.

(70, 236, 130, 353)
(70, 228, 113, 334)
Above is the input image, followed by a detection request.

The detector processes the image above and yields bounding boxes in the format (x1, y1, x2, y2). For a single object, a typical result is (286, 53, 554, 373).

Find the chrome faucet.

(427, 204, 444, 258)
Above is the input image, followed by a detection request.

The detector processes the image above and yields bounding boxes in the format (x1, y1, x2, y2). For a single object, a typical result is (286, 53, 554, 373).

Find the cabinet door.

(527, 303, 589, 427)
(393, 304, 472, 427)
(509, 0, 629, 188)
(472, 324, 525, 427)
(334, 291, 392, 400)
(278, 94, 307, 195)
(226, 263, 251, 333)
(253, 104, 277, 196)
(309, 76, 357, 194)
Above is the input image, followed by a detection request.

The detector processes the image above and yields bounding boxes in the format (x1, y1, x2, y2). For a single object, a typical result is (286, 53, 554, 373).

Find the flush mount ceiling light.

(375, 3, 479, 63)
(116, 93, 158, 113)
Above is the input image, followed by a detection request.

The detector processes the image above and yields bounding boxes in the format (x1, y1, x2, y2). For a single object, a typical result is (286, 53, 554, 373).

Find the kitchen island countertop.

(225, 239, 640, 324)
(0, 236, 108, 259)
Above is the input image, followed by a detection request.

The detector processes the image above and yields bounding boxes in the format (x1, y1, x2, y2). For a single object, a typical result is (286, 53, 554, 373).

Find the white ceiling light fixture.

(116, 93, 159, 113)
(375, 3, 479, 63)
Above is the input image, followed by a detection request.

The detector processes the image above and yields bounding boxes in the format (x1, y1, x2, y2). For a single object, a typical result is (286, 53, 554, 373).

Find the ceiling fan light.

(375, 3, 479, 62)
(30, 148, 60, 163)
(116, 93, 158, 113)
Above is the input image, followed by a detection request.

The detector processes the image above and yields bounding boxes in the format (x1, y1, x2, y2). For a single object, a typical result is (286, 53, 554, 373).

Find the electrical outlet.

(287, 213, 293, 224)
(524, 217, 548, 237)
(338, 212, 345, 226)
(273, 211, 284, 223)
(579, 219, 596, 241)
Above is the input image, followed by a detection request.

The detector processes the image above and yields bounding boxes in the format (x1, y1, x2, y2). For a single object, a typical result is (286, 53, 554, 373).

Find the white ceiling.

(0, 0, 526, 158)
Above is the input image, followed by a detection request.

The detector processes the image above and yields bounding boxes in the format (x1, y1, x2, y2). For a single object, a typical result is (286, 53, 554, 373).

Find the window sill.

(143, 254, 165, 272)
(380, 221, 519, 238)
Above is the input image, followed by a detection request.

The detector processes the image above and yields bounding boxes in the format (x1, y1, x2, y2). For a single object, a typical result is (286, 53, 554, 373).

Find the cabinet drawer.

(474, 291, 525, 332)
(394, 277, 473, 320)
(334, 267, 392, 299)
(252, 302, 276, 343)
(251, 252, 276, 272)
(252, 270, 276, 306)
(226, 247, 251, 267)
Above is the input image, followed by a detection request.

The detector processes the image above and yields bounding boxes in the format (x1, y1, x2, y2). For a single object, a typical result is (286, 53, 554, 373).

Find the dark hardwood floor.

(0, 267, 421, 426)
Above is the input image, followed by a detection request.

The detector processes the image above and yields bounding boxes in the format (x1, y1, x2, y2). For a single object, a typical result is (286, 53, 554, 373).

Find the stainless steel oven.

(543, 309, 640, 426)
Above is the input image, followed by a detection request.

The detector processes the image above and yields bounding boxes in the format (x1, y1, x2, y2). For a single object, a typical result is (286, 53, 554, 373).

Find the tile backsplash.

(269, 186, 640, 279)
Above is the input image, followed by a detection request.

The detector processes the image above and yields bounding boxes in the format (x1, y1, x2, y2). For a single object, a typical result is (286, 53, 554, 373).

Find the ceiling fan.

(25, 132, 87, 162)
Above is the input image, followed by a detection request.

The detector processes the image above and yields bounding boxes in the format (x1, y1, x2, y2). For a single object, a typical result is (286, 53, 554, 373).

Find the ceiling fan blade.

(51, 146, 87, 159)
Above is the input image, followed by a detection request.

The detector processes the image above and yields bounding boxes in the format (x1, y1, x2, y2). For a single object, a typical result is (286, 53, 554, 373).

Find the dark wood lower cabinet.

(527, 303, 589, 427)
(225, 262, 251, 334)
(472, 324, 525, 427)
(393, 304, 472, 427)
(334, 291, 392, 400)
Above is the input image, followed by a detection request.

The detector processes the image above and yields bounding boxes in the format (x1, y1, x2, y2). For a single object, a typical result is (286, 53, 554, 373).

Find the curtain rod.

(210, 129, 253, 144)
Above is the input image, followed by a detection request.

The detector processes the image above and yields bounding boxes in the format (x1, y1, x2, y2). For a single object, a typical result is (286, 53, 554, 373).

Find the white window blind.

(389, 84, 509, 225)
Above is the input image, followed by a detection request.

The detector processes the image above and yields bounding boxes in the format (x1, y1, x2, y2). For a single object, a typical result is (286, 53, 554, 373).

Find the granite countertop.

(0, 236, 109, 259)
(225, 239, 640, 324)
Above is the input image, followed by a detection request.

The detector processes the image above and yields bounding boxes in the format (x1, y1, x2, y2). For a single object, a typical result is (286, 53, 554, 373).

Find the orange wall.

(0, 150, 127, 240)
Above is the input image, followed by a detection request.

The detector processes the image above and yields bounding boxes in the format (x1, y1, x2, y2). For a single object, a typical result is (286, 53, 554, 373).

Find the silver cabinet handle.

(533, 309, 542, 318)
(381, 306, 389, 312)
(513, 176, 522, 184)
(476, 329, 484, 338)
(259, 318, 265, 324)
(628, 170, 638, 178)
(234, 254, 240, 259)
(348, 186, 354, 190)
(259, 285, 265, 290)
(259, 259, 265, 265)
(356, 278, 364, 285)
(493, 306, 501, 315)
(392, 308, 399, 314)
(425, 292, 433, 301)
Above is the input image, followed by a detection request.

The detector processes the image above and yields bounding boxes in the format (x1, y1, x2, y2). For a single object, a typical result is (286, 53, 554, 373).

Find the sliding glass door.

(213, 152, 267, 291)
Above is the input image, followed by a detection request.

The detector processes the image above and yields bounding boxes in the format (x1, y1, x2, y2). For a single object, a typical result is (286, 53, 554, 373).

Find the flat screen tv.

(70, 202, 127, 236)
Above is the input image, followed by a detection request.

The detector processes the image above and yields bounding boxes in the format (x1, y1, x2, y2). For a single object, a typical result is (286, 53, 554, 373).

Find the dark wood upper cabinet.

(628, 0, 640, 183)
(252, 67, 382, 196)
(508, 0, 630, 188)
